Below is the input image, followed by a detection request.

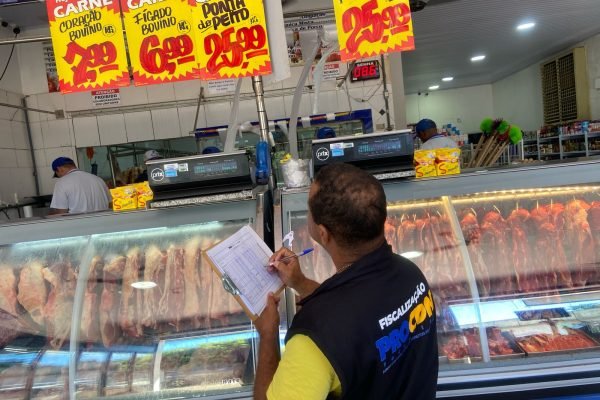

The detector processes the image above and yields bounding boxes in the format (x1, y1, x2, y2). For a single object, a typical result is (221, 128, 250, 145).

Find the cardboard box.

(414, 149, 437, 178)
(435, 148, 461, 176)
(134, 181, 153, 209)
(110, 185, 137, 211)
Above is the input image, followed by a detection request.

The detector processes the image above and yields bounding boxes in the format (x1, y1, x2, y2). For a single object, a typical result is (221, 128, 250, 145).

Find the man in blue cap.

(49, 157, 111, 215)
(415, 118, 458, 150)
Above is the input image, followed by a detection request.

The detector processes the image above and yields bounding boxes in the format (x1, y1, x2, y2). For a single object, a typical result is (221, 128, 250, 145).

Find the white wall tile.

(237, 99, 260, 123)
(12, 168, 37, 198)
(45, 147, 77, 167)
(0, 91, 10, 120)
(178, 106, 204, 137)
(98, 114, 127, 145)
(0, 149, 17, 168)
(205, 103, 230, 127)
(29, 122, 44, 149)
(11, 121, 29, 150)
(173, 80, 202, 101)
(264, 97, 286, 120)
(124, 111, 154, 142)
(15, 149, 33, 168)
(0, 119, 14, 149)
(64, 92, 94, 111)
(310, 90, 339, 115)
(146, 84, 175, 103)
(283, 95, 313, 118)
(44, 119, 72, 148)
(337, 87, 365, 113)
(34, 149, 47, 167)
(281, 67, 305, 90)
(36, 93, 65, 119)
(119, 86, 148, 106)
(151, 108, 180, 139)
(24, 96, 41, 123)
(18, 42, 49, 96)
(37, 167, 55, 195)
(73, 117, 100, 147)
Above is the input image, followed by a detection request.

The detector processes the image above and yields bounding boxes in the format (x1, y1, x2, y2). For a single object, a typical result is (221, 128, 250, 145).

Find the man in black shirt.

(254, 163, 438, 399)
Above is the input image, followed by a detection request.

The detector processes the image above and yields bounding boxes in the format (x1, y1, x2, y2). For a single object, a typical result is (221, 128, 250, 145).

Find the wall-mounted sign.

(350, 60, 380, 82)
(192, 0, 272, 80)
(92, 88, 121, 106)
(46, 0, 130, 93)
(121, 0, 199, 86)
(333, 0, 415, 62)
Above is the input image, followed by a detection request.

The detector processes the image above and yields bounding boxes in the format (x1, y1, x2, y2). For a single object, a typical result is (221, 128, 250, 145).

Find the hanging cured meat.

(0, 264, 18, 316)
(80, 256, 103, 344)
(119, 248, 143, 338)
(564, 200, 596, 287)
(159, 246, 185, 332)
(42, 262, 77, 349)
(141, 246, 166, 329)
(17, 261, 48, 326)
(460, 212, 491, 298)
(183, 237, 203, 329)
(507, 209, 539, 293)
(100, 256, 126, 347)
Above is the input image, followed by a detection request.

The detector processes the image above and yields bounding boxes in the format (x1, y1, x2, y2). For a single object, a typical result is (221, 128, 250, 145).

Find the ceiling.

(2, 0, 600, 94)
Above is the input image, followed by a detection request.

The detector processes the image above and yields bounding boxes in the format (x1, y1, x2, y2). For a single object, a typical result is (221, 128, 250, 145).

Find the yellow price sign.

(191, 0, 272, 80)
(121, 0, 199, 85)
(46, 0, 130, 93)
(333, 0, 415, 62)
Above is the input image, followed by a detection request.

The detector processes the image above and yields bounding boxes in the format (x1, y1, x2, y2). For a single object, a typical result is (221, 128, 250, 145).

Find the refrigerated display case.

(275, 158, 600, 398)
(0, 188, 275, 400)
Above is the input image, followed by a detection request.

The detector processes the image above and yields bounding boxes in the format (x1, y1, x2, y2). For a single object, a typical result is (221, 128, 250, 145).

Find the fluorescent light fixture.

(131, 281, 157, 289)
(471, 55, 486, 62)
(517, 22, 535, 31)
(400, 251, 423, 259)
(428, 85, 440, 90)
(442, 77, 454, 82)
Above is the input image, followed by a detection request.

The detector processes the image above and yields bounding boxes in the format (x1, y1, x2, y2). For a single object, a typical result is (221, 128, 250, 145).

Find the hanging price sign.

(191, 0, 272, 80)
(46, 0, 130, 93)
(121, 0, 199, 86)
(333, 0, 415, 62)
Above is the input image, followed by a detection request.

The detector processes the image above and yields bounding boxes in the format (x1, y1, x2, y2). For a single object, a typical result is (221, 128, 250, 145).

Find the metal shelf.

(562, 151, 587, 156)
(560, 133, 586, 139)
(539, 136, 560, 142)
(523, 138, 538, 143)
(588, 131, 600, 138)
(540, 152, 561, 156)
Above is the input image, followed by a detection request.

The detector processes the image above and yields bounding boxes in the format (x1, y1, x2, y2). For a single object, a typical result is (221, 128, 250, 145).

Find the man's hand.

(254, 292, 280, 340)
(269, 248, 320, 299)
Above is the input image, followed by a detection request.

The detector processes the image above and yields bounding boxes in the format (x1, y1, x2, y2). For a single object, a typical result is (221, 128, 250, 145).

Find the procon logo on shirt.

(374, 283, 435, 373)
(150, 168, 165, 182)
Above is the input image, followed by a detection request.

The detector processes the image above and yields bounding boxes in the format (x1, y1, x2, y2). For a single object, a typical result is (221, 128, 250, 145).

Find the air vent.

(541, 47, 590, 124)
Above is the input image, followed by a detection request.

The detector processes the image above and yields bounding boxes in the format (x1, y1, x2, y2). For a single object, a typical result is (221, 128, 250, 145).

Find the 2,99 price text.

(342, 0, 411, 54)
(64, 41, 118, 85)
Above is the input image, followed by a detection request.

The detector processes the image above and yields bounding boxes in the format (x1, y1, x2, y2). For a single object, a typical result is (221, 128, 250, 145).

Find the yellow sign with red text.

(121, 0, 200, 86)
(46, 0, 130, 93)
(333, 0, 415, 61)
(190, 0, 272, 80)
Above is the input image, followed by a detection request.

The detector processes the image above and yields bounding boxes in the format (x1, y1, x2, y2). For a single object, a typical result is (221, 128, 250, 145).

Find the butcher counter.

(276, 157, 600, 399)
(1, 159, 600, 399)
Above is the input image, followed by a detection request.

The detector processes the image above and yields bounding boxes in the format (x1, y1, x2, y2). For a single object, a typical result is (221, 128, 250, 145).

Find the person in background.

(415, 118, 458, 150)
(49, 157, 111, 215)
(135, 150, 161, 183)
(253, 163, 438, 400)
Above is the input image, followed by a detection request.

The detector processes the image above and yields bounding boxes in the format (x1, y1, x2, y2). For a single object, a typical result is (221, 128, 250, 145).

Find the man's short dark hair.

(309, 163, 387, 247)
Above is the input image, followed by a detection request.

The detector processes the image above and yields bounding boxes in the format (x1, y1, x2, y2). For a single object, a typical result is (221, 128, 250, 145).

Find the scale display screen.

(311, 130, 413, 175)
(147, 152, 253, 198)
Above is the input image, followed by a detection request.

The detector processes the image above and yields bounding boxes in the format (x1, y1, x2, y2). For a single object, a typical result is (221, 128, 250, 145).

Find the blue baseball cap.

(415, 119, 437, 134)
(52, 157, 75, 178)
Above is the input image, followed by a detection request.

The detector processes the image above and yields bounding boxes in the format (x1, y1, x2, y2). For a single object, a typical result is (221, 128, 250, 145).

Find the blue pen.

(268, 248, 314, 267)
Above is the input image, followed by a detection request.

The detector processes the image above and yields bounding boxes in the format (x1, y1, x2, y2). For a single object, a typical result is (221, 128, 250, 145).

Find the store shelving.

(522, 120, 600, 160)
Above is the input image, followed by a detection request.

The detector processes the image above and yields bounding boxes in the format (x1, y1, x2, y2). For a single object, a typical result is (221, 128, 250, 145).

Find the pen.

(268, 248, 314, 267)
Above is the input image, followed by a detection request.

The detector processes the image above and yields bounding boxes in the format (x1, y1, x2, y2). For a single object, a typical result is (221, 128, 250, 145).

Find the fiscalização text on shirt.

(375, 282, 435, 373)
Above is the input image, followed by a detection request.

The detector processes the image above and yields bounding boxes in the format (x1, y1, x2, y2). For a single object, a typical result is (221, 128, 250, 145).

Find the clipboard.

(203, 225, 285, 321)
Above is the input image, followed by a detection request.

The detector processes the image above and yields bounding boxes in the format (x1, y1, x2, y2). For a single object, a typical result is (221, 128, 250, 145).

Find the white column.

(387, 52, 407, 129)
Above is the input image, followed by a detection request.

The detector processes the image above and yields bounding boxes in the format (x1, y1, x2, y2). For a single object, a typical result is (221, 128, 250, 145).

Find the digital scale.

(311, 130, 415, 179)
(146, 151, 254, 205)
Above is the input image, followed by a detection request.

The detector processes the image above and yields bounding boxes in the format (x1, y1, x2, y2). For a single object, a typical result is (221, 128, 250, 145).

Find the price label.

(46, 0, 130, 93)
(334, 0, 415, 62)
(192, 0, 272, 80)
(121, 0, 199, 86)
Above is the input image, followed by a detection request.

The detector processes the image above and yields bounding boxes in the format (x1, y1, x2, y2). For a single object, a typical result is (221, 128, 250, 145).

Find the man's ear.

(318, 224, 330, 246)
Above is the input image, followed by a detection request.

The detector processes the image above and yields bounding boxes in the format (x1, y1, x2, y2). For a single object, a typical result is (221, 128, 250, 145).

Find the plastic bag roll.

(263, 0, 291, 84)
(224, 79, 244, 152)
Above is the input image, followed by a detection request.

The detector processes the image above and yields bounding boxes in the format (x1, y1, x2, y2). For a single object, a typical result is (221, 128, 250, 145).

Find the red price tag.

(342, 0, 411, 53)
(203, 24, 268, 75)
(63, 41, 119, 86)
(139, 34, 196, 75)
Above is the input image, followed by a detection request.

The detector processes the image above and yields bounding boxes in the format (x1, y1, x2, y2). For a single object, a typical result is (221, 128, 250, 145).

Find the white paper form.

(206, 225, 283, 317)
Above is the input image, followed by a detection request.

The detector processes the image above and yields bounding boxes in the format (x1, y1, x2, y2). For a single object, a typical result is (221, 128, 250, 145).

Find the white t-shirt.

(50, 169, 111, 214)
(420, 136, 459, 150)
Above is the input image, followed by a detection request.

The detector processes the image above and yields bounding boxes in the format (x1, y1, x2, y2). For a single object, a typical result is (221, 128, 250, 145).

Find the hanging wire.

(0, 34, 18, 82)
